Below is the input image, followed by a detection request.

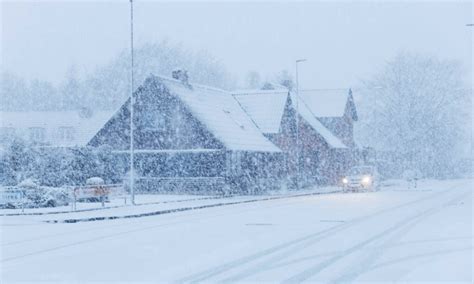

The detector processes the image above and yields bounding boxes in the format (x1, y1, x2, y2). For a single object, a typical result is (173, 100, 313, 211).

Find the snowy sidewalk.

(2, 186, 341, 224)
(0, 194, 219, 216)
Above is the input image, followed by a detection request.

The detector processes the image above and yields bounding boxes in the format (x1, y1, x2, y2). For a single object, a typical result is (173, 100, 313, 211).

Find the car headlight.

(362, 176, 371, 184)
(342, 178, 348, 184)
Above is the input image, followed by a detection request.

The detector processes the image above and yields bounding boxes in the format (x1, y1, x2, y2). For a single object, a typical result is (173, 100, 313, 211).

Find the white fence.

(0, 188, 27, 209)
(71, 184, 127, 211)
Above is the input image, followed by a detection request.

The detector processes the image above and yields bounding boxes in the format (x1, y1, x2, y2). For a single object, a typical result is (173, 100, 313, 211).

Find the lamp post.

(129, 0, 135, 205)
(372, 86, 382, 166)
(467, 24, 473, 168)
(295, 59, 306, 190)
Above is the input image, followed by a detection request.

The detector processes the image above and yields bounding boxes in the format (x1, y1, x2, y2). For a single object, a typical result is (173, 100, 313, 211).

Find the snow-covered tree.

(60, 65, 82, 110)
(1, 73, 59, 111)
(274, 69, 294, 90)
(0, 73, 29, 111)
(357, 52, 469, 177)
(245, 71, 261, 89)
(83, 40, 236, 110)
(1, 139, 38, 185)
(1, 40, 235, 111)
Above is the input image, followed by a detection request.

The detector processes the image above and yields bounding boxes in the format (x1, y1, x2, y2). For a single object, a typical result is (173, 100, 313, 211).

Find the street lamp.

(129, 0, 135, 205)
(295, 59, 306, 190)
(467, 24, 473, 167)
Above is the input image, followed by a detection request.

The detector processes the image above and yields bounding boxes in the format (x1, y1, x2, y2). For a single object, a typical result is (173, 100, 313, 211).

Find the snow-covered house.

(0, 110, 116, 186)
(0, 110, 113, 147)
(89, 73, 284, 193)
(233, 88, 356, 185)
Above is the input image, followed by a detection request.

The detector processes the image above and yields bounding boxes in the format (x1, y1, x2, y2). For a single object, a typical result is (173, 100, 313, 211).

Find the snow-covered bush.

(86, 177, 105, 186)
(17, 179, 69, 208)
(0, 141, 125, 188)
(0, 139, 37, 186)
(17, 178, 38, 189)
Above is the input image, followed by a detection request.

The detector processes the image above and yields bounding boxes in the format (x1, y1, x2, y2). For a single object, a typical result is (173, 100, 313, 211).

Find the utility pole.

(374, 86, 378, 166)
(467, 24, 473, 171)
(129, 0, 135, 205)
(295, 59, 306, 190)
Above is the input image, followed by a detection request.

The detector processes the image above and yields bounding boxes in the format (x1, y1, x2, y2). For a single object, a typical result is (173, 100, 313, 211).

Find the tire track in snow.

(179, 180, 469, 283)
(1, 194, 306, 247)
(221, 188, 468, 283)
(243, 236, 473, 276)
(282, 189, 471, 283)
(0, 192, 327, 263)
(367, 246, 472, 273)
(329, 190, 472, 283)
(1, 190, 338, 247)
(44, 190, 340, 223)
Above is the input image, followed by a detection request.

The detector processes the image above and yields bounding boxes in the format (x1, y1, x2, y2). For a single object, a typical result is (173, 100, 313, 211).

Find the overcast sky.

(1, 0, 472, 89)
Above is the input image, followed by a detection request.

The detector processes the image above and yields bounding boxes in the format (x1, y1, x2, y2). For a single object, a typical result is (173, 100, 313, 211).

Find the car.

(341, 165, 380, 192)
(74, 177, 111, 203)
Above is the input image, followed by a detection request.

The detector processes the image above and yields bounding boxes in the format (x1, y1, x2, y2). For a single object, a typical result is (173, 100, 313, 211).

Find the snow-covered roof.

(290, 93, 347, 149)
(0, 110, 115, 147)
(232, 90, 288, 134)
(299, 89, 350, 118)
(150, 76, 281, 152)
(232, 89, 347, 149)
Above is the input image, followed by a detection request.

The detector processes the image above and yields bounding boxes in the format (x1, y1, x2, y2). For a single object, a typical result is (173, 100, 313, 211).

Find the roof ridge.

(154, 74, 228, 94)
(300, 88, 349, 92)
(232, 90, 289, 96)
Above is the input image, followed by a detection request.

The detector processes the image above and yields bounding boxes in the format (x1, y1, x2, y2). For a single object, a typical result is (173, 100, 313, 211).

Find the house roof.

(0, 110, 115, 147)
(145, 76, 281, 152)
(232, 89, 288, 134)
(290, 93, 347, 149)
(232, 89, 347, 149)
(299, 89, 351, 118)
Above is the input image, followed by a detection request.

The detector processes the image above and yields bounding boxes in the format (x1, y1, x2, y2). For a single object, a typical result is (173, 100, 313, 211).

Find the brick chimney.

(172, 69, 191, 88)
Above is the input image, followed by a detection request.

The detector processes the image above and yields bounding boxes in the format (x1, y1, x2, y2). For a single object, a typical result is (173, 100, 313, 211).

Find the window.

(0, 127, 15, 141)
(29, 127, 46, 142)
(231, 151, 241, 173)
(58, 127, 75, 141)
(142, 110, 167, 132)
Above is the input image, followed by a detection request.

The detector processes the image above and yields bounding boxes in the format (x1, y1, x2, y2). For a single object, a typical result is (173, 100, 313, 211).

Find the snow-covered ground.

(0, 186, 340, 223)
(1, 179, 472, 283)
(0, 193, 217, 215)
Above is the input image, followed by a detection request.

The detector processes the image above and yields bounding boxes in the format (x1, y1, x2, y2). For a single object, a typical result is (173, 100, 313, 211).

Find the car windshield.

(348, 167, 372, 175)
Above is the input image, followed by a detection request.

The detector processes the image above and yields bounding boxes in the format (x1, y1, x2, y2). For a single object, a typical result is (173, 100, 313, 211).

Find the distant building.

(0, 109, 113, 147)
(0, 109, 116, 186)
(233, 87, 358, 185)
(89, 73, 284, 193)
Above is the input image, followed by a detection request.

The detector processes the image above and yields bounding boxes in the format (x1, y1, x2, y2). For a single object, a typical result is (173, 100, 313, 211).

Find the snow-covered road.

(1, 179, 472, 283)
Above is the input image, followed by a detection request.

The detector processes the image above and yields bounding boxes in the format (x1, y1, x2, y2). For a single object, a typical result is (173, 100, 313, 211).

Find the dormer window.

(0, 127, 15, 141)
(58, 127, 75, 141)
(29, 127, 45, 142)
